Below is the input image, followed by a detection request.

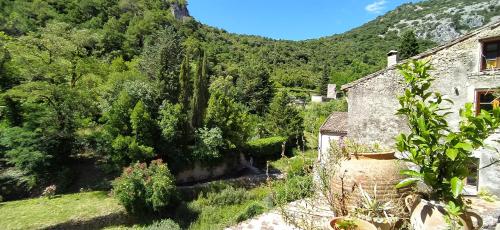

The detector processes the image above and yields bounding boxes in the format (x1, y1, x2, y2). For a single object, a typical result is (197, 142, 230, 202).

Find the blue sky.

(188, 0, 421, 41)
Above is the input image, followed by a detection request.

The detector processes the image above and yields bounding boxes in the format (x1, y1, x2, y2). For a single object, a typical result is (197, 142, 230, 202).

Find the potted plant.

(354, 185, 399, 230)
(395, 60, 499, 229)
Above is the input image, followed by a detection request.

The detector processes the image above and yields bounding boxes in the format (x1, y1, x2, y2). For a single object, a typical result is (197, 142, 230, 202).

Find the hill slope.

(192, 0, 500, 90)
(1, 0, 498, 90)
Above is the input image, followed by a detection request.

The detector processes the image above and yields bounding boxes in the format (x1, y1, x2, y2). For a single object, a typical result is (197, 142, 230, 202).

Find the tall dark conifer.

(191, 51, 209, 129)
(178, 54, 192, 144)
(178, 55, 191, 111)
(399, 30, 420, 60)
(319, 65, 329, 96)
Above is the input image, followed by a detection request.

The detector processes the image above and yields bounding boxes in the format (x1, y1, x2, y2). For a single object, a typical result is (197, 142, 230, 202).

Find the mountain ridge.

(190, 0, 500, 89)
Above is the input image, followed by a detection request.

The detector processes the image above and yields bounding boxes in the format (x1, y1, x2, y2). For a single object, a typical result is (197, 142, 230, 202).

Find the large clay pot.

(330, 217, 377, 230)
(331, 152, 409, 208)
(405, 195, 483, 230)
(359, 217, 400, 230)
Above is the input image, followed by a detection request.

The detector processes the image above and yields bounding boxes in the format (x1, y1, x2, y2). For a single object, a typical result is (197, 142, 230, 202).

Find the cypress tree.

(192, 51, 209, 128)
(319, 65, 329, 96)
(266, 91, 304, 140)
(178, 55, 191, 111)
(399, 30, 420, 60)
(178, 54, 193, 143)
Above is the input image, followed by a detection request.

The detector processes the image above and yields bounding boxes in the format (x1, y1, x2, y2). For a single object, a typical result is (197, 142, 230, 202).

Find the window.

(475, 90, 499, 115)
(481, 40, 500, 71)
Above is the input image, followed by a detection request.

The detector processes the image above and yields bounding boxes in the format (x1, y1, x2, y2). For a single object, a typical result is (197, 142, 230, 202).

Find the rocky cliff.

(171, 2, 190, 20)
(385, 0, 500, 44)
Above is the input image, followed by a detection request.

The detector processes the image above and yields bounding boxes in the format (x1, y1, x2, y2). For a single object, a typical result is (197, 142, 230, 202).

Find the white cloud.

(365, 0, 388, 14)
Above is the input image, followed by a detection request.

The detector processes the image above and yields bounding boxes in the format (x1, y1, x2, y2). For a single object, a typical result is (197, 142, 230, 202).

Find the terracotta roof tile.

(320, 112, 348, 134)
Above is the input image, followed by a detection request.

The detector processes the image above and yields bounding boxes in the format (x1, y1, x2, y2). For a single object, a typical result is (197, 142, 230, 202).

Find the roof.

(319, 112, 348, 134)
(341, 20, 500, 91)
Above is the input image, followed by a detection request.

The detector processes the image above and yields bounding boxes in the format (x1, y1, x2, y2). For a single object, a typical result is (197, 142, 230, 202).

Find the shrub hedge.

(244, 136, 289, 161)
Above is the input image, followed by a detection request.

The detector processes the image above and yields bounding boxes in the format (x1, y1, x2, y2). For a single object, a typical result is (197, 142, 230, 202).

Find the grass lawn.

(0, 191, 125, 230)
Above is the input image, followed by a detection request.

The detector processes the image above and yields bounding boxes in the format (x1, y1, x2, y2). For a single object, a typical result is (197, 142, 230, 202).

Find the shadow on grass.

(171, 202, 200, 229)
(111, 202, 200, 229)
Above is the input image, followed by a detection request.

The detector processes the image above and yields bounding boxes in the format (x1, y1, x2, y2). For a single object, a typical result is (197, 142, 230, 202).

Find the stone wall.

(317, 133, 343, 164)
(345, 69, 407, 146)
(344, 23, 500, 195)
(175, 153, 248, 184)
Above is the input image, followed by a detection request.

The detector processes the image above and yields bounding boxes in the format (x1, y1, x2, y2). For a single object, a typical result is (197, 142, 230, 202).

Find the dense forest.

(0, 0, 447, 201)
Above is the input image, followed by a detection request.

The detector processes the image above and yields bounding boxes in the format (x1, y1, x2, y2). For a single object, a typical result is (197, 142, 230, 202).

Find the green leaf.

(395, 178, 420, 189)
(417, 116, 427, 131)
(450, 177, 464, 198)
(400, 170, 422, 178)
(454, 142, 473, 151)
(445, 148, 458, 161)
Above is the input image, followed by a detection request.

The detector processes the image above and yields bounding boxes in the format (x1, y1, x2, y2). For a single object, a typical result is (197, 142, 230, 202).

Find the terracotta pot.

(331, 151, 409, 208)
(352, 152, 396, 160)
(361, 218, 399, 230)
(330, 217, 377, 230)
(370, 221, 393, 230)
(405, 195, 483, 230)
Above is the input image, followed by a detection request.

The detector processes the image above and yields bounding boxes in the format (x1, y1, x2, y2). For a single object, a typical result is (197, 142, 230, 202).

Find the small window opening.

(481, 40, 500, 71)
(475, 90, 500, 115)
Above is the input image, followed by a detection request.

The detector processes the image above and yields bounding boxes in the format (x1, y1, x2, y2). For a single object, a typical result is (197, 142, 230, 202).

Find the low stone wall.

(175, 153, 249, 184)
(178, 173, 284, 201)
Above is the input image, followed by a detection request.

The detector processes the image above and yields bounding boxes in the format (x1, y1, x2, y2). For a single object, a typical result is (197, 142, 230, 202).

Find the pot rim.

(350, 151, 396, 160)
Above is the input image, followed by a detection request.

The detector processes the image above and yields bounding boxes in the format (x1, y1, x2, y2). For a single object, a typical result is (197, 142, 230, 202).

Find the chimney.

(327, 84, 337, 99)
(387, 50, 398, 67)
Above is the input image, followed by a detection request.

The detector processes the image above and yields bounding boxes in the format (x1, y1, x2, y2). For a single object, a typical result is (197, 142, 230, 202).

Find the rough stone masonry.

(342, 22, 500, 197)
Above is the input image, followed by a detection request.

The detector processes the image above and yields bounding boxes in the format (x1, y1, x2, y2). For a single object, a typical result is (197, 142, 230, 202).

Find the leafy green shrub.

(204, 186, 251, 206)
(0, 168, 30, 201)
(236, 202, 265, 222)
(143, 219, 181, 230)
(286, 157, 313, 178)
(112, 160, 176, 214)
(274, 175, 313, 204)
(0, 127, 51, 183)
(193, 127, 224, 160)
(269, 150, 316, 178)
(245, 136, 288, 159)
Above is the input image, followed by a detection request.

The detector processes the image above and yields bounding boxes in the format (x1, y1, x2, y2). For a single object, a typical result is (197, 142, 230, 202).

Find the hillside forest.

(0, 0, 435, 200)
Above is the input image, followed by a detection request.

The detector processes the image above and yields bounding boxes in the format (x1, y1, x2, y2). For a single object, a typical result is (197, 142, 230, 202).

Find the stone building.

(311, 84, 339, 103)
(317, 112, 348, 163)
(341, 21, 500, 196)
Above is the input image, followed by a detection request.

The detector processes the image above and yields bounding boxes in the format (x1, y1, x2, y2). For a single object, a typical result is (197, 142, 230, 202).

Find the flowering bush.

(41, 185, 57, 199)
(112, 160, 176, 214)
